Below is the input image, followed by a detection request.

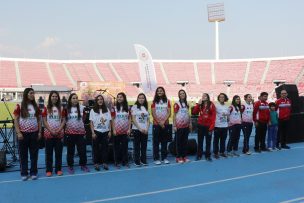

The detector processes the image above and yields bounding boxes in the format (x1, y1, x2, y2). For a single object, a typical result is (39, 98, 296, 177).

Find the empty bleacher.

(1, 56, 304, 98)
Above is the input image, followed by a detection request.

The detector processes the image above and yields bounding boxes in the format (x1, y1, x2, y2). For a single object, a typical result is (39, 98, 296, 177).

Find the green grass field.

(0, 101, 178, 123)
(0, 102, 16, 121)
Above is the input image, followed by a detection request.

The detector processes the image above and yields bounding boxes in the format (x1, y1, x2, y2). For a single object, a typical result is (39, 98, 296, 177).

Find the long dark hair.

(67, 93, 81, 120)
(93, 95, 108, 114)
(231, 95, 241, 112)
(178, 89, 189, 108)
(201, 93, 211, 111)
(116, 92, 129, 112)
(135, 93, 148, 110)
(21, 87, 39, 118)
(47, 90, 61, 116)
(153, 86, 167, 104)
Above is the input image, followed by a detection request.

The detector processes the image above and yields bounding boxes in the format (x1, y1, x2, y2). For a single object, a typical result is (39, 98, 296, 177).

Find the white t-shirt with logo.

(131, 105, 150, 130)
(215, 103, 229, 128)
(89, 108, 112, 133)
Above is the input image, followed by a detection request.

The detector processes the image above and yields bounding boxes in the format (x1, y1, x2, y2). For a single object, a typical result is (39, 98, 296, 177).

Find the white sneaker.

(31, 175, 38, 180)
(154, 160, 161, 165)
(227, 152, 234, 157)
(163, 159, 170, 164)
(268, 148, 273, 152)
(246, 151, 252, 155)
(21, 176, 28, 181)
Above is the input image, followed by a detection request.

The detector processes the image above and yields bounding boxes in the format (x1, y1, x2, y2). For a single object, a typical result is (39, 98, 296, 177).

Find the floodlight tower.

(207, 3, 225, 60)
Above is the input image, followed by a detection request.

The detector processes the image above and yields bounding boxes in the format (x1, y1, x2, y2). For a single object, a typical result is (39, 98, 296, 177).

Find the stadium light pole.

(224, 80, 235, 97)
(207, 3, 225, 60)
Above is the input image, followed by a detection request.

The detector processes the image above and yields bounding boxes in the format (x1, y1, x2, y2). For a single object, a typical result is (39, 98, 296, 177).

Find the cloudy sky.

(0, 0, 304, 60)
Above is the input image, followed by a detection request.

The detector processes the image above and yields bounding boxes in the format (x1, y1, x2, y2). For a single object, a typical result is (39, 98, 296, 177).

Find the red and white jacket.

(13, 104, 39, 133)
(275, 98, 292, 120)
(174, 101, 190, 129)
(253, 100, 270, 123)
(111, 106, 130, 135)
(42, 107, 65, 139)
(192, 102, 216, 131)
(151, 100, 171, 125)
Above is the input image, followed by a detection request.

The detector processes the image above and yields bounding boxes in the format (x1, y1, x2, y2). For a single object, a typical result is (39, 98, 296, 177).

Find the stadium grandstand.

(1, 55, 304, 101)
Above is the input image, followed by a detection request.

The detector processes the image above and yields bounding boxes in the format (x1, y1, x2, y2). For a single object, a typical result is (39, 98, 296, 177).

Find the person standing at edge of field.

(253, 92, 270, 153)
(111, 92, 131, 169)
(151, 87, 171, 165)
(14, 87, 42, 181)
(275, 89, 292, 149)
(42, 91, 66, 177)
(173, 89, 192, 163)
(131, 93, 150, 167)
(65, 93, 90, 174)
(213, 93, 229, 159)
(241, 94, 254, 155)
(192, 93, 216, 162)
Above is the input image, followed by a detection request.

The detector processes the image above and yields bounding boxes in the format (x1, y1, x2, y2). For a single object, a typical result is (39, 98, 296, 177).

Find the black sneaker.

(220, 153, 228, 158)
(206, 157, 212, 162)
(94, 165, 100, 171)
(114, 163, 121, 169)
(134, 161, 141, 167)
(196, 156, 202, 161)
(140, 161, 148, 166)
(214, 154, 220, 159)
(281, 145, 290, 149)
(254, 149, 261, 153)
(103, 164, 109, 171)
(124, 163, 130, 168)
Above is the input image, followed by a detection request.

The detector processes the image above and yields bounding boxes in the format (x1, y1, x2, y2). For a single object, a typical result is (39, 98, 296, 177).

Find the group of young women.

(14, 86, 291, 180)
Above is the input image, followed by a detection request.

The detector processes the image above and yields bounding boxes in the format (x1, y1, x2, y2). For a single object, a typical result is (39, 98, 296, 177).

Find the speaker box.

(0, 150, 7, 171)
(298, 96, 304, 112)
(168, 139, 197, 156)
(275, 84, 300, 113)
(286, 114, 304, 143)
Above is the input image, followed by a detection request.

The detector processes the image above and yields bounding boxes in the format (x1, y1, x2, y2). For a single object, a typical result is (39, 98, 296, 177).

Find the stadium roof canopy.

(31, 85, 72, 93)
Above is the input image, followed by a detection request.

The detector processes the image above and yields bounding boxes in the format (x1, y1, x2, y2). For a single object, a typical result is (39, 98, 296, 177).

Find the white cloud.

(39, 36, 58, 48)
